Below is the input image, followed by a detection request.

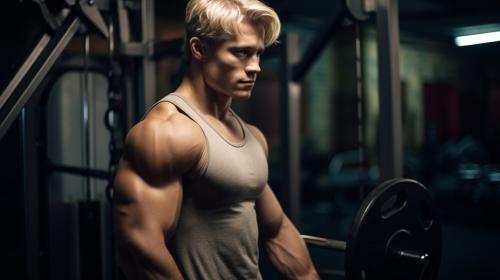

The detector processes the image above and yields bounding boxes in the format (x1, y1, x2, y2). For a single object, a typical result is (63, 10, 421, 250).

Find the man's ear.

(189, 37, 205, 61)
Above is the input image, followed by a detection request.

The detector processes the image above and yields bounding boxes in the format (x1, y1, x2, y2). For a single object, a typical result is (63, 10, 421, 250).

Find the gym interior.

(1, 0, 500, 279)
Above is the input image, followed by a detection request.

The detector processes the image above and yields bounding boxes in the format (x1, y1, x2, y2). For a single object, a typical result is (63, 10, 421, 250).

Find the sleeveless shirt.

(156, 93, 268, 279)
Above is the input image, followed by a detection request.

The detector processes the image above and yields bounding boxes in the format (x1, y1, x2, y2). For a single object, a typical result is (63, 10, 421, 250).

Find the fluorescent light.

(455, 31, 500, 47)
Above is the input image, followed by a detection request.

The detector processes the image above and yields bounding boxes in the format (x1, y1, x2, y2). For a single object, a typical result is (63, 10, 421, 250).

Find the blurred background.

(1, 0, 500, 279)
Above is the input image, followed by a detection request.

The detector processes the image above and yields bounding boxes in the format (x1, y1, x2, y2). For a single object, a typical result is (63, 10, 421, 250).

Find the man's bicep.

(113, 163, 183, 241)
(113, 165, 184, 279)
(255, 185, 285, 238)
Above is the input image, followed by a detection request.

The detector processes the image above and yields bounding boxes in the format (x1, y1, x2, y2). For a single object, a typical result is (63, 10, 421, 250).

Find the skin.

(113, 19, 319, 279)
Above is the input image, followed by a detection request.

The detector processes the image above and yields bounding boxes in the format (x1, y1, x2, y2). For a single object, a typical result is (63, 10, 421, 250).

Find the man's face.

(201, 21, 264, 100)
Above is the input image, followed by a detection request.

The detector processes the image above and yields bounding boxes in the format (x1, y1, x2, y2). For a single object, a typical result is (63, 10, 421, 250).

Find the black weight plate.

(345, 179, 442, 280)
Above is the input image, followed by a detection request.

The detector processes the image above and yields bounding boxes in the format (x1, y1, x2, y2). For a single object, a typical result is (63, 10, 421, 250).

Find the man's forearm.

(265, 216, 319, 280)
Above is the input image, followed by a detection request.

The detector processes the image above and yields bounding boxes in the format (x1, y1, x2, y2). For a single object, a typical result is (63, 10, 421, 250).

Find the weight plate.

(345, 179, 442, 280)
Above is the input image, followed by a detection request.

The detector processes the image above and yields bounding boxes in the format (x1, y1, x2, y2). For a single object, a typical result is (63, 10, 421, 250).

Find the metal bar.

(20, 105, 41, 280)
(138, 0, 156, 117)
(288, 81, 301, 223)
(376, 0, 403, 181)
(83, 34, 92, 201)
(116, 0, 131, 44)
(0, 13, 81, 140)
(393, 250, 429, 262)
(50, 164, 111, 180)
(51, 55, 111, 74)
(120, 38, 184, 59)
(301, 235, 347, 252)
(392, 250, 430, 280)
(120, 42, 147, 56)
(279, 34, 292, 218)
(112, 0, 137, 128)
(291, 0, 345, 82)
(38, 87, 50, 279)
(288, 34, 301, 223)
(279, 34, 302, 223)
(0, 36, 50, 110)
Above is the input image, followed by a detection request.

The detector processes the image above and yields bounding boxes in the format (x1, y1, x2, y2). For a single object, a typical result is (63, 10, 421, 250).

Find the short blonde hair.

(185, 0, 281, 49)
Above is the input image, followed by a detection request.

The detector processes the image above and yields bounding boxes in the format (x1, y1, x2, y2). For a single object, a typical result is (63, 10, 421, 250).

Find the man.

(113, 0, 319, 279)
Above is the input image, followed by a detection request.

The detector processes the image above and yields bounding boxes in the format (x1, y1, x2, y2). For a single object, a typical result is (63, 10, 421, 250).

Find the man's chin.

(232, 90, 252, 100)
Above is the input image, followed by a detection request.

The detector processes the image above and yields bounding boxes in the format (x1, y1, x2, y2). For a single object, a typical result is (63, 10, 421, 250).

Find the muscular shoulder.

(123, 103, 205, 183)
(247, 124, 269, 158)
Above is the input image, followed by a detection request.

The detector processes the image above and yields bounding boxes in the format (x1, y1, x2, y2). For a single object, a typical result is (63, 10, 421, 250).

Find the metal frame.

(0, 13, 81, 140)
(0, 0, 139, 279)
(376, 0, 403, 181)
(0, 0, 110, 140)
(258, 33, 303, 222)
(291, 0, 345, 82)
(278, 34, 302, 222)
(20, 102, 41, 280)
(138, 0, 156, 117)
(50, 164, 111, 180)
(34, 61, 118, 280)
(289, 0, 403, 187)
(0, 15, 81, 278)
(116, 0, 158, 120)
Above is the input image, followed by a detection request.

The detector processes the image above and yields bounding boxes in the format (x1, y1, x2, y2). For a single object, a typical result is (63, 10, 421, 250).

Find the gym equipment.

(0, 0, 109, 140)
(302, 178, 441, 280)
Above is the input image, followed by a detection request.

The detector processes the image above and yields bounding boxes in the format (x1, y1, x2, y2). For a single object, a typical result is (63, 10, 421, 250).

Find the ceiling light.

(455, 31, 500, 47)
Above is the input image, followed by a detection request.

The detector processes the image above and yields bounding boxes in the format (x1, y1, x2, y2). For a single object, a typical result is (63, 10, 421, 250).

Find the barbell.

(301, 178, 442, 280)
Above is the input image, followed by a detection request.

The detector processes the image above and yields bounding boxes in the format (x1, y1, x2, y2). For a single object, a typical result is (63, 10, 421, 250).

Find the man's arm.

(256, 186, 319, 279)
(248, 125, 319, 279)
(113, 112, 204, 280)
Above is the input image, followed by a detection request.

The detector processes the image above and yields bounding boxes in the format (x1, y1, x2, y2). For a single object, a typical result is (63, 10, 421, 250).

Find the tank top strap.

(158, 93, 212, 130)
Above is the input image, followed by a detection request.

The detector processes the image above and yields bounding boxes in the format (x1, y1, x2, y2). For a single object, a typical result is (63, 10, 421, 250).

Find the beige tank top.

(157, 93, 268, 279)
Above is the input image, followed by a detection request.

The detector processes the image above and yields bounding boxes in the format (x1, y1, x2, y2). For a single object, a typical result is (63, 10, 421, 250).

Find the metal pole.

(280, 33, 301, 223)
(288, 82, 301, 223)
(139, 0, 156, 116)
(301, 235, 347, 252)
(21, 103, 41, 280)
(376, 0, 403, 181)
(83, 34, 92, 201)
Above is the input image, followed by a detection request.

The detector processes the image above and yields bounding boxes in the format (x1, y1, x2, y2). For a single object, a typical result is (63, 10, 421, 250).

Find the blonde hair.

(185, 0, 281, 51)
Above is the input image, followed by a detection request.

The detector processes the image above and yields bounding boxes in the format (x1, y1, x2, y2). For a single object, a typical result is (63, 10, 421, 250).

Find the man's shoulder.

(123, 107, 205, 175)
(130, 112, 203, 148)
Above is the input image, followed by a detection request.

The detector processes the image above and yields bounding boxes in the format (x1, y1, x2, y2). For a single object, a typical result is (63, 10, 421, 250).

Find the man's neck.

(175, 72, 232, 120)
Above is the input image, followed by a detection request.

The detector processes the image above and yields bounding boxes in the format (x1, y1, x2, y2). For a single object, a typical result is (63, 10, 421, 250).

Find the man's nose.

(245, 56, 261, 74)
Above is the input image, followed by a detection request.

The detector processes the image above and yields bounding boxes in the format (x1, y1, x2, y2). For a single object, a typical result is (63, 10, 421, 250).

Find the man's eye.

(234, 50, 249, 58)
